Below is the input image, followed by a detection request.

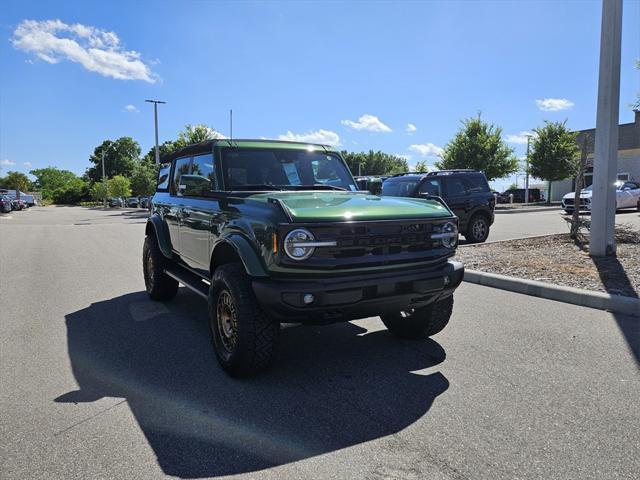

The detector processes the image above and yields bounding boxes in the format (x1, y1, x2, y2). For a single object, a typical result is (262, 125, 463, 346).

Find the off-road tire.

(464, 214, 490, 243)
(208, 263, 280, 377)
(381, 295, 454, 339)
(142, 235, 178, 301)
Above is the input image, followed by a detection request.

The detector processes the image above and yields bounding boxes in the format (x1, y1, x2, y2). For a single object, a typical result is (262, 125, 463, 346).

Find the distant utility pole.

(145, 99, 166, 165)
(590, 0, 622, 257)
(101, 148, 107, 208)
(524, 134, 532, 204)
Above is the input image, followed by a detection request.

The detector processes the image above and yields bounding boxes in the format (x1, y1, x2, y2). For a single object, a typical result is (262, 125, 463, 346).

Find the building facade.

(549, 110, 640, 201)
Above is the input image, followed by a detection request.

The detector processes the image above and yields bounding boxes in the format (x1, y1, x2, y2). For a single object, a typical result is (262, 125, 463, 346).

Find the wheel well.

(210, 242, 242, 276)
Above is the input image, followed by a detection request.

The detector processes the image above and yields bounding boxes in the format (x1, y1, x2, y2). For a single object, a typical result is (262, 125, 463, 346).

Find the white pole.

(590, 0, 622, 257)
(524, 136, 531, 204)
(101, 149, 107, 208)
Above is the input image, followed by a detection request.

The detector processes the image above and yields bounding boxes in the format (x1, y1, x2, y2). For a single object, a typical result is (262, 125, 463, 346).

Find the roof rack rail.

(426, 169, 478, 176)
(390, 171, 430, 177)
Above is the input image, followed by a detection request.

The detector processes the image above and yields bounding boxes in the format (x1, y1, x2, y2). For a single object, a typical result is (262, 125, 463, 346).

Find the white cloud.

(23, 162, 32, 167)
(277, 129, 341, 146)
(409, 143, 443, 157)
(123, 104, 139, 113)
(12, 19, 157, 83)
(535, 98, 574, 111)
(341, 114, 392, 133)
(505, 131, 535, 144)
(396, 154, 412, 161)
(406, 123, 417, 134)
(1, 159, 17, 166)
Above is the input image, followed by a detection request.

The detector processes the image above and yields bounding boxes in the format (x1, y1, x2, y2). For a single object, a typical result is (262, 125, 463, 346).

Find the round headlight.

(441, 222, 458, 248)
(284, 228, 316, 260)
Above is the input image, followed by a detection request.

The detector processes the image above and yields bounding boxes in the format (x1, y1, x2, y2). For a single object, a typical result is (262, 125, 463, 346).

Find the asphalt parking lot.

(1, 206, 639, 479)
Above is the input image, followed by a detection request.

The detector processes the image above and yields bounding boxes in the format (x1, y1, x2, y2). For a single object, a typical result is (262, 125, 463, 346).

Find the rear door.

(180, 153, 220, 271)
(442, 177, 471, 226)
(167, 156, 192, 255)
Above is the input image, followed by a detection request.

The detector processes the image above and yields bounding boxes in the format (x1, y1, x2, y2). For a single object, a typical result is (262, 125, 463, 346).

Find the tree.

(130, 161, 159, 196)
(528, 121, 580, 203)
(85, 137, 141, 183)
(90, 181, 109, 201)
(435, 115, 518, 181)
(51, 178, 89, 204)
(2, 171, 31, 192)
(414, 160, 429, 172)
(107, 175, 131, 199)
(569, 133, 593, 238)
(341, 150, 409, 175)
(142, 140, 180, 165)
(176, 124, 224, 147)
(30, 167, 79, 200)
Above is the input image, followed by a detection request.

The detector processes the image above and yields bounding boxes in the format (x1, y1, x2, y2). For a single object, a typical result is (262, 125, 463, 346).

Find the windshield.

(221, 148, 357, 191)
(381, 180, 419, 197)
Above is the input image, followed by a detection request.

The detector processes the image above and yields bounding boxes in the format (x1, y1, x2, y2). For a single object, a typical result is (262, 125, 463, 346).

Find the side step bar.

(164, 266, 210, 300)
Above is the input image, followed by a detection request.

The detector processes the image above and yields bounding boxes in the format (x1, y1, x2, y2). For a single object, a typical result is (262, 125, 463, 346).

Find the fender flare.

(212, 234, 268, 277)
(145, 216, 173, 259)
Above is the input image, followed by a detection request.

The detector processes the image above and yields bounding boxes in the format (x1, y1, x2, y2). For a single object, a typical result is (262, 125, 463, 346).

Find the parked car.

(0, 195, 12, 213)
(143, 139, 464, 376)
(498, 188, 543, 203)
(561, 181, 640, 213)
(381, 169, 495, 243)
(11, 198, 27, 211)
(0, 189, 36, 207)
(139, 197, 150, 209)
(108, 197, 124, 208)
(126, 197, 139, 208)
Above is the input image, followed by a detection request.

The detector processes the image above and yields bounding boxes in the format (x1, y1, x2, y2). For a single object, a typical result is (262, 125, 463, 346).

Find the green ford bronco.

(143, 139, 464, 376)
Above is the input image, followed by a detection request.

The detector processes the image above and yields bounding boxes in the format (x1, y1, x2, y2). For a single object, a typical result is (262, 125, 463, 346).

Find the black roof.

(160, 138, 337, 164)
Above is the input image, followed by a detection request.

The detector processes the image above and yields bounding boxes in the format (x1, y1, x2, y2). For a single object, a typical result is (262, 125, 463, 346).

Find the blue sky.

(1, 0, 639, 191)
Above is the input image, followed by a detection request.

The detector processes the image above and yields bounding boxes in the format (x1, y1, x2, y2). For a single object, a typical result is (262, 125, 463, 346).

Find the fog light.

(443, 276, 451, 286)
(303, 293, 315, 305)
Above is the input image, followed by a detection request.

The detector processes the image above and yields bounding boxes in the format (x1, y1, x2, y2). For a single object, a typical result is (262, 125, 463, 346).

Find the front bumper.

(252, 260, 464, 324)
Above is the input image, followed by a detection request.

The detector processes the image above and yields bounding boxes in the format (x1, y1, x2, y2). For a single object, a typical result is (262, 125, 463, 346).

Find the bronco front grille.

(279, 219, 454, 269)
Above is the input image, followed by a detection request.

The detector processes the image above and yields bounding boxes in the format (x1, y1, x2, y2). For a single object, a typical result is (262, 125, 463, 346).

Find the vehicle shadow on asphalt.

(56, 290, 449, 478)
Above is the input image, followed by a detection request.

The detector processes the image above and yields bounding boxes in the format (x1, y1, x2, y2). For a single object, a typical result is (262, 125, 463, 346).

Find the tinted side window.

(446, 178, 468, 196)
(173, 157, 192, 196)
(157, 163, 171, 190)
(418, 179, 441, 196)
(184, 154, 217, 196)
(465, 175, 490, 193)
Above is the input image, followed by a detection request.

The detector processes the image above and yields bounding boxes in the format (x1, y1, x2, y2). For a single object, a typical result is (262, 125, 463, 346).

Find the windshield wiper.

(286, 184, 348, 191)
(229, 184, 289, 191)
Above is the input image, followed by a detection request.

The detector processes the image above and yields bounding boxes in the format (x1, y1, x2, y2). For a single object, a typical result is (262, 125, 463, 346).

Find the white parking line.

(0, 215, 13, 219)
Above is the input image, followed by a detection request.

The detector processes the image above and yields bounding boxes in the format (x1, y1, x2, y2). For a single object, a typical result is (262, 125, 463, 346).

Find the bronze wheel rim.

(216, 290, 238, 354)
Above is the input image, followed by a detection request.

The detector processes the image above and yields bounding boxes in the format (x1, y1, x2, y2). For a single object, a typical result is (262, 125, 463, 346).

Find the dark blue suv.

(382, 170, 495, 243)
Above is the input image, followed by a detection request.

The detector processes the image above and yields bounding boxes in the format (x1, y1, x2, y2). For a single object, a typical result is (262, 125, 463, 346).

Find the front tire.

(143, 235, 178, 301)
(464, 214, 490, 243)
(381, 295, 454, 339)
(208, 263, 280, 377)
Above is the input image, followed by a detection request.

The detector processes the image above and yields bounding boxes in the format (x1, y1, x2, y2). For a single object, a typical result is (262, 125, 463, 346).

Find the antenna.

(229, 109, 233, 142)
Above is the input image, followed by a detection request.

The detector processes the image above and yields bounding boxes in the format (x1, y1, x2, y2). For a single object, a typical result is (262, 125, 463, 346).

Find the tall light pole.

(590, 0, 622, 257)
(145, 99, 166, 165)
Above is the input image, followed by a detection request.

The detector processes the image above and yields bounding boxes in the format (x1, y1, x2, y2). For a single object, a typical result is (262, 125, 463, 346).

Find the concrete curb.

(463, 269, 640, 317)
(495, 206, 561, 214)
